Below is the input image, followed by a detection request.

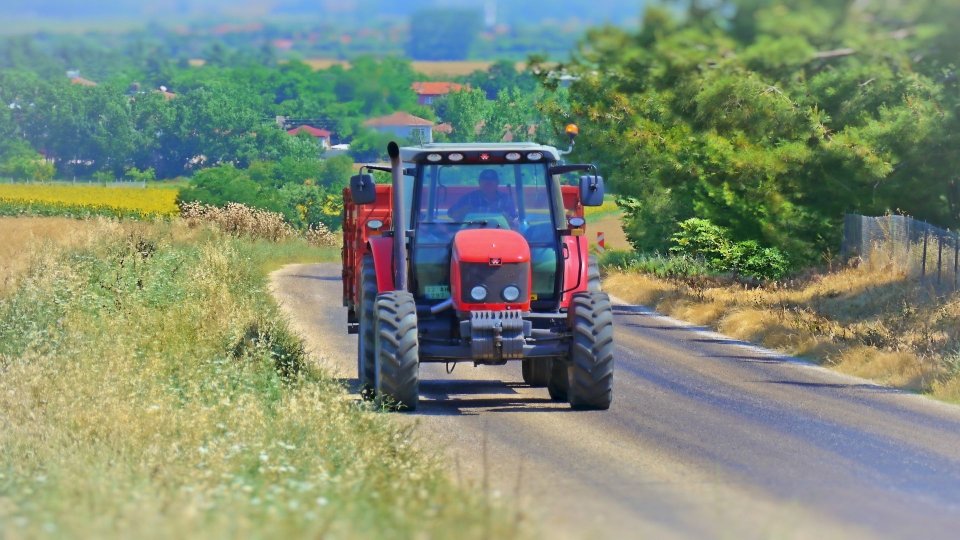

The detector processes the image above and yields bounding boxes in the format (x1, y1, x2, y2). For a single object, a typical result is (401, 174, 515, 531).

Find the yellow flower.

(0, 184, 179, 216)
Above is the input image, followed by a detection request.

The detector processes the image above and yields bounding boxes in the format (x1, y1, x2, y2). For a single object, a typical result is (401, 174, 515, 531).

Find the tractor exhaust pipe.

(388, 141, 408, 292)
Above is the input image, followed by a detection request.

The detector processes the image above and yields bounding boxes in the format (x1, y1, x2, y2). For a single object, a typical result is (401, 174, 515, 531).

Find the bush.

(663, 218, 791, 280)
(124, 166, 156, 183)
(726, 240, 790, 281)
(180, 201, 294, 242)
(668, 218, 730, 271)
(1, 153, 55, 182)
(93, 170, 114, 184)
(179, 159, 351, 231)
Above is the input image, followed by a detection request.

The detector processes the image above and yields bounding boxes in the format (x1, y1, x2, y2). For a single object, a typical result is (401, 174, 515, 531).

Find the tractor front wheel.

(374, 291, 420, 411)
(522, 359, 550, 387)
(567, 292, 614, 410)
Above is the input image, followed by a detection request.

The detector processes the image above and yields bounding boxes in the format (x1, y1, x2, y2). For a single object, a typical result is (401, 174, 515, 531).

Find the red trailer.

(341, 135, 613, 411)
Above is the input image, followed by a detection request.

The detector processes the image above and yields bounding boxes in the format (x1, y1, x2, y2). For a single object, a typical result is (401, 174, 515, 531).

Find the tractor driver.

(447, 168, 519, 228)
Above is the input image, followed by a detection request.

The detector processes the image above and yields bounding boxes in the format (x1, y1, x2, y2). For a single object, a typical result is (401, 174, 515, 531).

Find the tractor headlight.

(502, 285, 521, 302)
(470, 286, 488, 302)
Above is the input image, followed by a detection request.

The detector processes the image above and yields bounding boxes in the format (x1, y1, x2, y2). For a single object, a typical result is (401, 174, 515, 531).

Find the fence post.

(937, 232, 944, 285)
(921, 225, 929, 278)
(955, 231, 959, 290)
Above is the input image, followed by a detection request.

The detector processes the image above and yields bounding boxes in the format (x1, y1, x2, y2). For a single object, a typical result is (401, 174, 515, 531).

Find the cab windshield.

(412, 163, 561, 303)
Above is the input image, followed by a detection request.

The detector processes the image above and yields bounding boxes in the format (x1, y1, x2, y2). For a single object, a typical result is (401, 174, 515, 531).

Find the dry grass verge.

(0, 218, 523, 539)
(179, 201, 339, 247)
(604, 257, 960, 402)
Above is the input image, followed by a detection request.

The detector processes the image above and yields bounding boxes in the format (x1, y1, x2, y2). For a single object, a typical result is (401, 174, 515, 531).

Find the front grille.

(460, 262, 529, 304)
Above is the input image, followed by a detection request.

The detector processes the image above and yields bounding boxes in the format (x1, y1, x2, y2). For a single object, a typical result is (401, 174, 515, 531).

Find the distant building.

(157, 85, 176, 100)
(66, 70, 97, 87)
(363, 112, 434, 144)
(326, 143, 351, 158)
(287, 125, 332, 149)
(411, 82, 465, 105)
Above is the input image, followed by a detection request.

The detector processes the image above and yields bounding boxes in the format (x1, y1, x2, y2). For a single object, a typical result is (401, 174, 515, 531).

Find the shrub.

(179, 160, 350, 231)
(124, 166, 156, 183)
(179, 201, 340, 246)
(725, 240, 790, 281)
(661, 218, 792, 280)
(180, 201, 294, 242)
(669, 218, 730, 271)
(305, 223, 339, 247)
(93, 170, 114, 184)
(1, 153, 55, 182)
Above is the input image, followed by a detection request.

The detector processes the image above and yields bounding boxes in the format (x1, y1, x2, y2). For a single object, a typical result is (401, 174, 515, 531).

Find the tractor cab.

(402, 144, 568, 312)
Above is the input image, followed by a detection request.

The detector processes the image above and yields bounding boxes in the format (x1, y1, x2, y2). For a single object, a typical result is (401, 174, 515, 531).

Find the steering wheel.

(462, 213, 511, 230)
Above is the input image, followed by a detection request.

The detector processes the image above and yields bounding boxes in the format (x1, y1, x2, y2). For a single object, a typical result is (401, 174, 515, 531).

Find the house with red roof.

(287, 125, 332, 149)
(363, 112, 435, 143)
(411, 82, 465, 105)
(66, 70, 96, 87)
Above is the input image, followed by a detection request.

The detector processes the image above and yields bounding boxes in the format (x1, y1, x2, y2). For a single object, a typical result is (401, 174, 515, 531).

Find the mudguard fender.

(368, 236, 395, 293)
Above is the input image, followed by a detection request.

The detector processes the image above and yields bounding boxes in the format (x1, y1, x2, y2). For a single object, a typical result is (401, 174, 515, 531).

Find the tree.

(124, 166, 155, 183)
(541, 2, 960, 263)
(178, 164, 278, 211)
(437, 88, 490, 143)
(1, 151, 54, 182)
(348, 129, 397, 163)
(461, 60, 538, 99)
(480, 87, 541, 142)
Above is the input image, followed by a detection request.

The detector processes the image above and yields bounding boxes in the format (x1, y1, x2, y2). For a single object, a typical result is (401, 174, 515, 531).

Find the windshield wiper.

(420, 220, 491, 226)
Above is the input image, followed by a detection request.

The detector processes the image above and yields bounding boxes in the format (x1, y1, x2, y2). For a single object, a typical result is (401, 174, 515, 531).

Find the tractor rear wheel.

(357, 254, 377, 399)
(567, 292, 614, 410)
(522, 359, 550, 387)
(588, 256, 601, 292)
(547, 359, 568, 401)
(374, 291, 420, 411)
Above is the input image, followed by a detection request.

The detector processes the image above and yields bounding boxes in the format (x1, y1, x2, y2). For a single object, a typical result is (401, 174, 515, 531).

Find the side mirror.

(579, 175, 604, 207)
(349, 174, 376, 205)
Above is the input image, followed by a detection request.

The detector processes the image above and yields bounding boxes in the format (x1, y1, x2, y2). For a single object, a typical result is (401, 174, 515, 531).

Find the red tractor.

(341, 135, 613, 411)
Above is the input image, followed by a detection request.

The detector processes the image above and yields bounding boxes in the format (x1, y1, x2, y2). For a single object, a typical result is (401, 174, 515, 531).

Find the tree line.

(0, 43, 546, 229)
(540, 0, 960, 264)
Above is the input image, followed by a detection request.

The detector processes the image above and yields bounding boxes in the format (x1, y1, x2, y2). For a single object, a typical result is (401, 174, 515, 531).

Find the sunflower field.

(0, 184, 179, 219)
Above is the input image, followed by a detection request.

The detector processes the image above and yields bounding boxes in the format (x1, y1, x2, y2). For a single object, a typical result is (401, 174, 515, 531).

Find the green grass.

(582, 195, 620, 219)
(600, 249, 713, 279)
(0, 219, 521, 539)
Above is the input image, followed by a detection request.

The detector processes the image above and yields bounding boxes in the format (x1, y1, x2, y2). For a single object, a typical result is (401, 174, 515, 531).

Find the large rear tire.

(567, 292, 614, 410)
(547, 359, 568, 401)
(357, 254, 377, 399)
(522, 359, 550, 387)
(374, 291, 420, 411)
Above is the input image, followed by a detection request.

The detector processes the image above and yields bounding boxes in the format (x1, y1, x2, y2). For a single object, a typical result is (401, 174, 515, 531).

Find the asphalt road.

(271, 263, 960, 539)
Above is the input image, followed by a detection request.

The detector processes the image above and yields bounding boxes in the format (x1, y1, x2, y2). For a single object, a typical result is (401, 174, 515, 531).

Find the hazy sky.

(3, 0, 646, 27)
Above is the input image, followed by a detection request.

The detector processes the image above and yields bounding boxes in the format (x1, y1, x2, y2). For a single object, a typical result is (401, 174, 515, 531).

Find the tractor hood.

(452, 229, 530, 265)
(450, 229, 532, 312)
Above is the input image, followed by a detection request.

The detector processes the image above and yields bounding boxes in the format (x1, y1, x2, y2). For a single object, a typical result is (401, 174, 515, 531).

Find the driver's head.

(478, 169, 499, 196)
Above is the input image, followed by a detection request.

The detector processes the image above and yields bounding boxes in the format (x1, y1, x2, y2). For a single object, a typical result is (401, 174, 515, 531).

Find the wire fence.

(841, 214, 960, 290)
